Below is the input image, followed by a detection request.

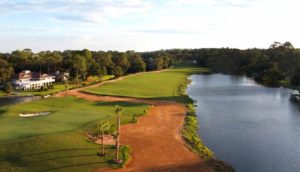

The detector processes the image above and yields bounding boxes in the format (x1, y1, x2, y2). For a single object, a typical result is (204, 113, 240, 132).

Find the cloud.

(130, 29, 200, 35)
(0, 0, 153, 23)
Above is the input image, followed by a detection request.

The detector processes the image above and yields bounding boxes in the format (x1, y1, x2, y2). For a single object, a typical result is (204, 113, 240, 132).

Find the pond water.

(187, 74, 300, 172)
(0, 96, 41, 106)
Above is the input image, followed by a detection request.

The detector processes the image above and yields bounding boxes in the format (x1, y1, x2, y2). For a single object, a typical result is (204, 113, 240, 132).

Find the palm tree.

(114, 105, 123, 163)
(95, 120, 111, 156)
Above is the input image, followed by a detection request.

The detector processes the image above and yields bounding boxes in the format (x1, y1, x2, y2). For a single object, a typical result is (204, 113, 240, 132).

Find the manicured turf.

(84, 64, 208, 102)
(0, 131, 129, 172)
(0, 96, 148, 172)
(0, 96, 148, 142)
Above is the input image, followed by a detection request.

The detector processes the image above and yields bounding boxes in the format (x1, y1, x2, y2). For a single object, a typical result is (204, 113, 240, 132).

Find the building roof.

(15, 70, 54, 80)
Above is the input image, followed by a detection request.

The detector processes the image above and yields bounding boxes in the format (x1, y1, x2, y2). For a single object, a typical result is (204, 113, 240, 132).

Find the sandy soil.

(54, 70, 211, 172)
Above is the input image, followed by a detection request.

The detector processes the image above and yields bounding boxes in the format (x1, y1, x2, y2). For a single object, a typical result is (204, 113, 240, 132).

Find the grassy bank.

(0, 96, 148, 171)
(178, 78, 214, 159)
(280, 79, 300, 91)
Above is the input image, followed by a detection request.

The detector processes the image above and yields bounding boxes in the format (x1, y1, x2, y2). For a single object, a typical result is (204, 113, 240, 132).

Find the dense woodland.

(166, 41, 300, 87)
(0, 49, 172, 91)
(1, 41, 300, 92)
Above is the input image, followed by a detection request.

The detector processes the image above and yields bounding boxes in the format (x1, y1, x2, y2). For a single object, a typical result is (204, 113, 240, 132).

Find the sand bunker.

(19, 112, 51, 117)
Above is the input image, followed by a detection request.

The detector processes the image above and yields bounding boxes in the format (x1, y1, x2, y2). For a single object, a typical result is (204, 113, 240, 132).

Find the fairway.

(0, 96, 148, 142)
(84, 64, 208, 101)
(0, 96, 148, 172)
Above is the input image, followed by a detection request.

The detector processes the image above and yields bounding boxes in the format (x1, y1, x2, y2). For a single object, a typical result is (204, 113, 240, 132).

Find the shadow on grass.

(93, 101, 147, 107)
(28, 153, 98, 164)
(0, 108, 8, 116)
(38, 161, 106, 172)
(21, 148, 102, 157)
(82, 90, 193, 104)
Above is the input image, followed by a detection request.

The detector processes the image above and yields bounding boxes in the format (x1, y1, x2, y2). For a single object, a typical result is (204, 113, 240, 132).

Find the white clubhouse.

(12, 70, 55, 90)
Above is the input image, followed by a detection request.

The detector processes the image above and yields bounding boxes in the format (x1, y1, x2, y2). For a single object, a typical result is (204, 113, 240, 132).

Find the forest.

(1, 41, 300, 92)
(0, 49, 172, 92)
(166, 41, 300, 87)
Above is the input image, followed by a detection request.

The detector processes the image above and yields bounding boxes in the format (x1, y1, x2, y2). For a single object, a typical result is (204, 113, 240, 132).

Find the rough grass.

(177, 78, 214, 159)
(0, 96, 148, 172)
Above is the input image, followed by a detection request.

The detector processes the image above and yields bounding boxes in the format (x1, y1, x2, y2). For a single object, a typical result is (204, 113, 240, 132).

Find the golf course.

(0, 64, 228, 172)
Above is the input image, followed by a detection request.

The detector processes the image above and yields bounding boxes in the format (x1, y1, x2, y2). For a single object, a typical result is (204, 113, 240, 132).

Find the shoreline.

(180, 74, 235, 171)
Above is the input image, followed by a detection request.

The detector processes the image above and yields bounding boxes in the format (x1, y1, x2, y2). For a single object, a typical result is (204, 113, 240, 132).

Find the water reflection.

(187, 74, 300, 172)
(0, 96, 41, 106)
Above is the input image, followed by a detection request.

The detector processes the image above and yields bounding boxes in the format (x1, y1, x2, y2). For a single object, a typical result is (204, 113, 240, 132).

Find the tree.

(0, 59, 14, 86)
(261, 64, 284, 86)
(154, 58, 164, 70)
(9, 49, 33, 72)
(110, 66, 124, 78)
(71, 54, 87, 84)
(112, 53, 130, 74)
(4, 82, 13, 94)
(128, 53, 146, 73)
(114, 105, 123, 163)
(291, 67, 300, 86)
(95, 120, 111, 156)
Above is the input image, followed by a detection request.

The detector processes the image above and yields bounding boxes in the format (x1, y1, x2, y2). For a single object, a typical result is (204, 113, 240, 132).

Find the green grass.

(0, 96, 148, 172)
(0, 96, 148, 143)
(84, 64, 208, 103)
(0, 75, 115, 97)
(0, 91, 6, 96)
(280, 79, 300, 90)
(0, 131, 129, 172)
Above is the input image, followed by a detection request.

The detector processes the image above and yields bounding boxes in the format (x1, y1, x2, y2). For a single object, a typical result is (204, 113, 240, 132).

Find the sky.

(0, 0, 300, 52)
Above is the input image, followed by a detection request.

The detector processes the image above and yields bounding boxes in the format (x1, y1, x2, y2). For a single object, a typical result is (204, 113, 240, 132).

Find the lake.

(187, 74, 300, 172)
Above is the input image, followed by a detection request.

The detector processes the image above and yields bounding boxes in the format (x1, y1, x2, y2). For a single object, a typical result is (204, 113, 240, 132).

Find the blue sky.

(0, 0, 299, 52)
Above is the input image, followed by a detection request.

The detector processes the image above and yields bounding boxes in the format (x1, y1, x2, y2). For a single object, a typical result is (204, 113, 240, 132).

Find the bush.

(132, 114, 138, 123)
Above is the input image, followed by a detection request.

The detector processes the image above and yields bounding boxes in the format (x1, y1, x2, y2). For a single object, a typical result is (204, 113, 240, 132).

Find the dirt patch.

(87, 133, 115, 145)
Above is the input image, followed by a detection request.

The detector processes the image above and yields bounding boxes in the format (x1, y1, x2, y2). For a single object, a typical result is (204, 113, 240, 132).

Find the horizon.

(0, 0, 300, 52)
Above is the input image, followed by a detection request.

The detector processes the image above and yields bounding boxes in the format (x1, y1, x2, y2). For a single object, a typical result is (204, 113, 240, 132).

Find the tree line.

(165, 42, 300, 87)
(1, 41, 300, 91)
(0, 49, 172, 90)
